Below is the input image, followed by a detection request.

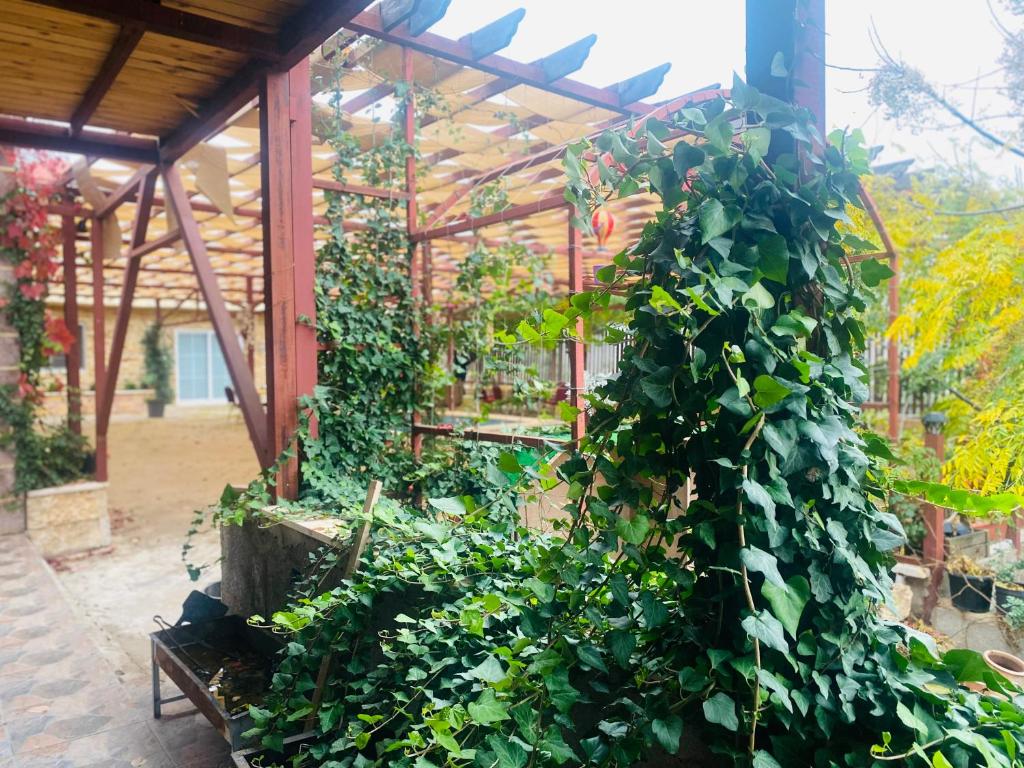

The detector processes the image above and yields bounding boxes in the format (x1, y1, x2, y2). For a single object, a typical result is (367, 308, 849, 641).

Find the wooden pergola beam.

(163, 163, 268, 463)
(0, 117, 159, 164)
(346, 11, 655, 115)
(160, 0, 373, 162)
(24, 0, 282, 60)
(412, 192, 568, 242)
(96, 171, 157, 441)
(69, 22, 145, 136)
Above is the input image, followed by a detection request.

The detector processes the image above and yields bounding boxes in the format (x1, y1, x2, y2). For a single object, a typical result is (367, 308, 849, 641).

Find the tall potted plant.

(141, 322, 172, 417)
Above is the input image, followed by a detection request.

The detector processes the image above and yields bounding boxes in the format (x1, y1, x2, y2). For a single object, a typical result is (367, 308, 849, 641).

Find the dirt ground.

(52, 407, 260, 683)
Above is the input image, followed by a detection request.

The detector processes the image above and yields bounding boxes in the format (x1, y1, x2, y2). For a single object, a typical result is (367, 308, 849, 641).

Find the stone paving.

(0, 533, 232, 768)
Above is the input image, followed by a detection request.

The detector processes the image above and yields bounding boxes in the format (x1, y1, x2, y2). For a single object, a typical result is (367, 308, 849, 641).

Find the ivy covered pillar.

(260, 58, 317, 499)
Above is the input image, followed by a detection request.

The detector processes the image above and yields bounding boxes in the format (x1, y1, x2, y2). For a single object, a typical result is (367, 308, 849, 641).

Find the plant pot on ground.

(948, 555, 995, 612)
(994, 559, 1024, 614)
(141, 322, 173, 417)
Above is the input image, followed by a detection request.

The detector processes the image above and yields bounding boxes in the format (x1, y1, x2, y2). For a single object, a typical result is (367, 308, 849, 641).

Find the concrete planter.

(25, 480, 110, 557)
(220, 509, 353, 619)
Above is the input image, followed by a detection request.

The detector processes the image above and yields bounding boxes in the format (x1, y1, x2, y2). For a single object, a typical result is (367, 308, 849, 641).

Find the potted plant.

(995, 559, 1024, 615)
(947, 554, 995, 612)
(141, 321, 173, 418)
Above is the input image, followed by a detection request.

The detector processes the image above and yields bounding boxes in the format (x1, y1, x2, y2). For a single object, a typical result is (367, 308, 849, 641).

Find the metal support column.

(567, 210, 586, 442)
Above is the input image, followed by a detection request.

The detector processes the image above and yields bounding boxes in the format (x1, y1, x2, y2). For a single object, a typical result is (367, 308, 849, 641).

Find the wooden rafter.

(0, 117, 159, 164)
(23, 0, 282, 60)
(69, 22, 145, 136)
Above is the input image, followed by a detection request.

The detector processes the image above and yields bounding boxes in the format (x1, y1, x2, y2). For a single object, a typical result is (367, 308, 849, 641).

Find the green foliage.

(1003, 597, 1024, 631)
(0, 152, 88, 493)
(141, 322, 173, 404)
(241, 82, 1024, 767)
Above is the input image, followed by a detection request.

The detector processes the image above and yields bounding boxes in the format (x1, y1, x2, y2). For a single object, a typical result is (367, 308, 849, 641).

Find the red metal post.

(259, 59, 318, 498)
(96, 172, 157, 440)
(859, 184, 901, 440)
(567, 210, 586, 442)
(61, 215, 81, 435)
(163, 163, 268, 465)
(90, 218, 107, 482)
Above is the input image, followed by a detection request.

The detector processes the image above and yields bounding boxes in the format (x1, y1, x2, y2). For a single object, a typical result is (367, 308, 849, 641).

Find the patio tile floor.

(0, 534, 232, 768)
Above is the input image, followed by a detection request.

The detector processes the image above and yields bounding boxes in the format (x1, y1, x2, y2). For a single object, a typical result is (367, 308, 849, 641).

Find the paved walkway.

(0, 533, 232, 768)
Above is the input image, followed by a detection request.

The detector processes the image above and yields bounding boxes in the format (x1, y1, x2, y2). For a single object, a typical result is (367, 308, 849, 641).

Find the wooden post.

(97, 172, 157, 441)
(260, 58, 318, 499)
(305, 479, 382, 731)
(567, 210, 586, 442)
(163, 164, 268, 465)
(746, 0, 826, 152)
(402, 46, 423, 459)
(61, 214, 81, 435)
(245, 275, 256, 375)
(90, 218, 107, 482)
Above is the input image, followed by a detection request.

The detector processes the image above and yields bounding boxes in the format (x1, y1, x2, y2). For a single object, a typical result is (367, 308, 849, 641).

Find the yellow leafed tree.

(851, 171, 1024, 495)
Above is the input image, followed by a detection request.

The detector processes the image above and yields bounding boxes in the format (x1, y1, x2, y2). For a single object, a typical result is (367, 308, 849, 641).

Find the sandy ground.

(53, 407, 260, 683)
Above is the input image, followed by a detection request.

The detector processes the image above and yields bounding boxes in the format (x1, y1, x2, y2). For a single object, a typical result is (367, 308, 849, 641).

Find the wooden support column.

(260, 58, 317, 498)
(402, 46, 423, 459)
(163, 164, 268, 465)
(746, 0, 826, 153)
(245, 275, 256, 375)
(90, 218, 107, 482)
(567, 210, 586, 442)
(61, 215, 81, 435)
(96, 172, 157, 441)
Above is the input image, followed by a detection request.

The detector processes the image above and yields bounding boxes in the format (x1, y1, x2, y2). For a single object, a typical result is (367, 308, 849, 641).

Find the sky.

(429, 0, 1023, 185)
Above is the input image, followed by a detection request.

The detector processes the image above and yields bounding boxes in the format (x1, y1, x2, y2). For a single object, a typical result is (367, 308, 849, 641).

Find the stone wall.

(25, 480, 110, 557)
(0, 259, 22, 535)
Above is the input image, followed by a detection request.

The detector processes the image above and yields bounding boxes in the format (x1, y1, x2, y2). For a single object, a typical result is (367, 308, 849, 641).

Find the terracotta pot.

(983, 649, 1024, 688)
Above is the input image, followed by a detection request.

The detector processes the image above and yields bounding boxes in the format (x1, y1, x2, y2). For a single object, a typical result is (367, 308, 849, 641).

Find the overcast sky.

(431, 1, 1022, 185)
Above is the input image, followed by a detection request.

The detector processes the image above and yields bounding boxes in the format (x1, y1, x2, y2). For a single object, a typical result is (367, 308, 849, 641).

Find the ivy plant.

(240, 79, 1024, 768)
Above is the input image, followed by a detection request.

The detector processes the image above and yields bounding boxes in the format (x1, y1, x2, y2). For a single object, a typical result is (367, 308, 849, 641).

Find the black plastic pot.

(146, 399, 165, 418)
(995, 583, 1024, 615)
(949, 572, 994, 612)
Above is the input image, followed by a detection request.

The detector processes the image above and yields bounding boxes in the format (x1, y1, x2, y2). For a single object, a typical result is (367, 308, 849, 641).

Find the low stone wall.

(38, 389, 154, 422)
(25, 480, 110, 557)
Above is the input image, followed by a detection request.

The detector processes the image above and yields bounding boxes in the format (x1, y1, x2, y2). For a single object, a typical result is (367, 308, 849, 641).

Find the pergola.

(0, 1, 896, 502)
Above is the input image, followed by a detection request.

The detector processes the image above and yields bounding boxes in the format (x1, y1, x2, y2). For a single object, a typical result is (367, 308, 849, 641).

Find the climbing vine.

(0, 150, 89, 493)
(244, 81, 1024, 767)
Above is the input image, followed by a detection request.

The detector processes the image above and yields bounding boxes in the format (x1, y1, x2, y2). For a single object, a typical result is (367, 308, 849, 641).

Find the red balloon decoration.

(591, 208, 615, 250)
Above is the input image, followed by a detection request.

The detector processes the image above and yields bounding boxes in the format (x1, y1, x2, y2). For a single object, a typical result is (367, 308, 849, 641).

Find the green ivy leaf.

(741, 282, 775, 309)
(757, 234, 790, 284)
(753, 375, 791, 408)
(607, 629, 636, 667)
(761, 575, 811, 639)
(427, 496, 466, 515)
(544, 667, 580, 713)
(741, 610, 789, 653)
(576, 643, 609, 673)
(652, 715, 683, 753)
(649, 285, 682, 313)
(539, 725, 579, 765)
(698, 198, 741, 243)
(754, 750, 783, 768)
(740, 546, 785, 589)
(616, 514, 651, 546)
(673, 141, 706, 176)
(703, 692, 739, 731)
(467, 654, 506, 684)
(468, 689, 510, 725)
(860, 259, 895, 287)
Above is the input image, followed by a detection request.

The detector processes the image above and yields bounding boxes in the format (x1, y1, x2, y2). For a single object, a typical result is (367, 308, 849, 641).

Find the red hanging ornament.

(591, 208, 615, 251)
